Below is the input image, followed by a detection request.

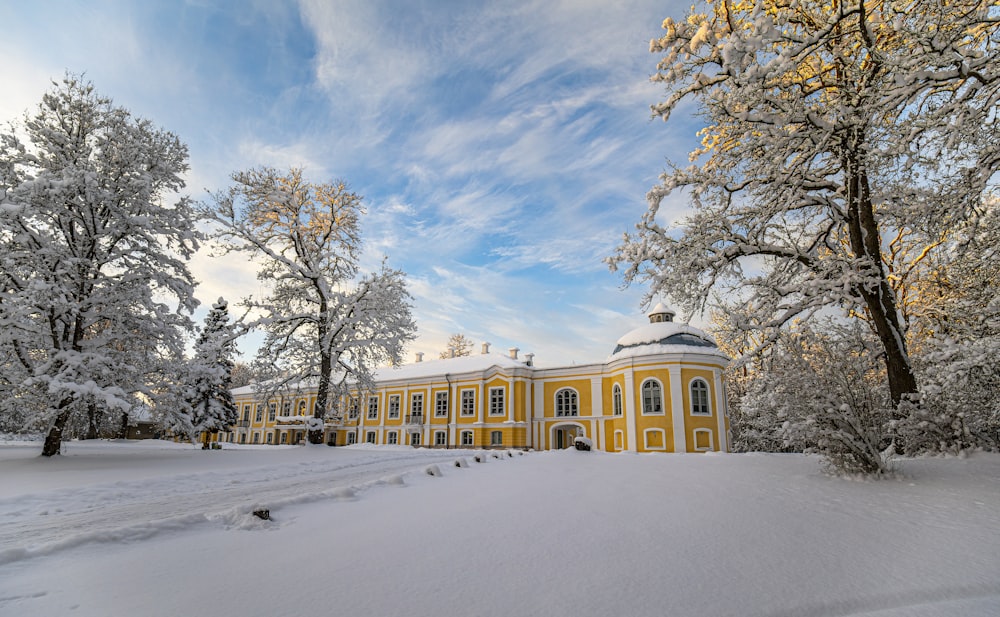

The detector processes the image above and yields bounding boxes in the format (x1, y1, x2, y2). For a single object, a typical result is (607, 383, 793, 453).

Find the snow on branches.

(611, 0, 999, 407)
(204, 168, 416, 444)
(0, 75, 200, 456)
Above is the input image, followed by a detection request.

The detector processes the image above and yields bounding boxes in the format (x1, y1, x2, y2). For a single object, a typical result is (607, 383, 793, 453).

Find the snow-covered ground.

(1, 441, 998, 617)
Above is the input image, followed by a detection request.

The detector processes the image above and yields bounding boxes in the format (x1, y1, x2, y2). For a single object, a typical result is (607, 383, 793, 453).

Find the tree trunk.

(309, 295, 331, 445)
(86, 399, 99, 439)
(845, 156, 919, 407)
(41, 398, 74, 457)
(118, 411, 129, 439)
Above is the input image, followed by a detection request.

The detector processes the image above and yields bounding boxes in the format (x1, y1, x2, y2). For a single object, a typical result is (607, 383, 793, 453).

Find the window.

(297, 400, 307, 415)
(366, 431, 376, 444)
(240, 433, 246, 444)
(460, 390, 475, 416)
(460, 430, 473, 446)
(614, 430, 624, 451)
(252, 432, 260, 443)
(641, 380, 663, 415)
(367, 396, 379, 419)
(555, 389, 578, 417)
(348, 396, 360, 419)
(241, 405, 250, 423)
(694, 428, 714, 451)
(347, 432, 357, 445)
(411, 393, 423, 416)
(388, 395, 400, 419)
(489, 387, 505, 416)
(435, 431, 447, 446)
(254, 404, 263, 423)
(266, 433, 273, 444)
(267, 403, 276, 422)
(435, 391, 449, 417)
(282, 402, 290, 417)
(612, 384, 623, 416)
(690, 379, 711, 415)
(644, 428, 667, 450)
(491, 430, 502, 446)
(280, 432, 287, 444)
(387, 431, 398, 445)
(410, 432, 421, 446)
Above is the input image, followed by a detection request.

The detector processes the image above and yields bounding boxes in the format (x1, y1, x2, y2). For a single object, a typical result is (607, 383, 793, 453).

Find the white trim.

(554, 387, 580, 417)
(639, 378, 665, 415)
(643, 428, 668, 451)
(669, 367, 687, 452)
(693, 428, 714, 451)
(623, 368, 637, 452)
(488, 385, 506, 417)
(714, 370, 728, 452)
(689, 377, 712, 416)
(613, 429, 624, 451)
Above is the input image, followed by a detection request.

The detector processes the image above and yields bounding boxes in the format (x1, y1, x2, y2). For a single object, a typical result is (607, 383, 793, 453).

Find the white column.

(714, 370, 728, 452)
(448, 380, 457, 446)
(623, 369, 637, 452)
(669, 366, 687, 452)
(533, 380, 545, 450)
(590, 377, 603, 449)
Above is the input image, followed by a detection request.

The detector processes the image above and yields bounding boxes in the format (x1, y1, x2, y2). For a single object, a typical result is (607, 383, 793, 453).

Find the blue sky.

(1, 0, 701, 367)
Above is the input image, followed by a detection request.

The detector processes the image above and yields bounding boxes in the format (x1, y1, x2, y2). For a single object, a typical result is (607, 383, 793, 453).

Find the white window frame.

(435, 430, 447, 446)
(388, 395, 400, 419)
(641, 379, 664, 415)
(348, 396, 360, 419)
(366, 431, 376, 444)
(614, 430, 624, 451)
(461, 430, 473, 446)
(387, 431, 398, 445)
(643, 428, 667, 451)
(693, 428, 714, 451)
(489, 386, 505, 416)
(460, 389, 475, 416)
(410, 432, 421, 446)
(435, 391, 449, 417)
(347, 432, 356, 445)
(690, 378, 712, 416)
(555, 388, 578, 417)
(267, 403, 276, 422)
(411, 392, 423, 417)
(612, 384, 622, 416)
(367, 396, 379, 419)
(490, 430, 502, 446)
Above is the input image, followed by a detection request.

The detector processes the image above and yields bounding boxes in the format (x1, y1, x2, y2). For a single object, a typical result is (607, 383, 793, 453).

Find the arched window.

(690, 379, 711, 415)
(641, 380, 663, 414)
(612, 384, 623, 416)
(555, 389, 578, 417)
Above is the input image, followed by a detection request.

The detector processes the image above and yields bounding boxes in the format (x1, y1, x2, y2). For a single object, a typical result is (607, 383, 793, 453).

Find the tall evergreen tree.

(184, 298, 238, 445)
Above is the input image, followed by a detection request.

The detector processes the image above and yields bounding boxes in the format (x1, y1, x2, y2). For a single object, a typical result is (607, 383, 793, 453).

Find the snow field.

(0, 442, 998, 616)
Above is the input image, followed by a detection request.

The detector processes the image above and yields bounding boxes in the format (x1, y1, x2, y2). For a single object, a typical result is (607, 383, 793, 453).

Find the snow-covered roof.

(374, 353, 529, 382)
(607, 321, 726, 362)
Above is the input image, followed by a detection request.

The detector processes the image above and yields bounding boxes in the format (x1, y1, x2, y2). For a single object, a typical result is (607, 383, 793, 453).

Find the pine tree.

(184, 298, 238, 445)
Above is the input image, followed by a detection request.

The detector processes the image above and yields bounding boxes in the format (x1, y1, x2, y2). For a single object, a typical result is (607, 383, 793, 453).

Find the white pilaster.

(669, 366, 687, 453)
(623, 369, 636, 452)
(714, 370, 728, 452)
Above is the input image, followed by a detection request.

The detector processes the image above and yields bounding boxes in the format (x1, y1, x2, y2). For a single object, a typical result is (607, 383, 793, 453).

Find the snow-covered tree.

(0, 76, 199, 456)
(205, 168, 416, 444)
(182, 298, 238, 445)
(439, 333, 474, 359)
(610, 0, 999, 408)
(742, 320, 894, 475)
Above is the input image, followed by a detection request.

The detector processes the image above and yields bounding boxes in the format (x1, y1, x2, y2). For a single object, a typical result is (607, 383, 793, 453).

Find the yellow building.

(220, 304, 730, 453)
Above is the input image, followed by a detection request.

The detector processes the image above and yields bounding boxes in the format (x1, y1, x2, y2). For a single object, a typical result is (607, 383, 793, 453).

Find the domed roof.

(607, 306, 725, 362)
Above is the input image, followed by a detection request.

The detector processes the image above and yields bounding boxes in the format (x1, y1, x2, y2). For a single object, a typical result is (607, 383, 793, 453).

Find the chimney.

(449, 347, 456, 358)
(525, 353, 534, 367)
(508, 347, 519, 360)
(481, 342, 491, 354)
(415, 352, 424, 363)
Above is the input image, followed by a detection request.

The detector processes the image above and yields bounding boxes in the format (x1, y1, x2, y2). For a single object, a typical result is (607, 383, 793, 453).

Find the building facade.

(220, 305, 730, 453)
